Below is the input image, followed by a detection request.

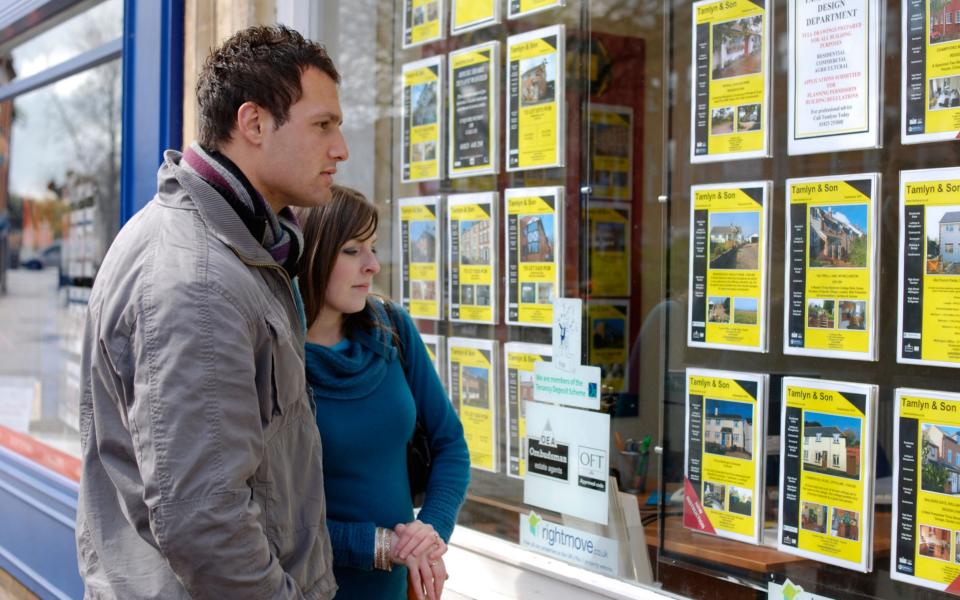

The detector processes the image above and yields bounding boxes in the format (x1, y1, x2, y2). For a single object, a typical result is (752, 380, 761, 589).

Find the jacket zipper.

(227, 246, 301, 334)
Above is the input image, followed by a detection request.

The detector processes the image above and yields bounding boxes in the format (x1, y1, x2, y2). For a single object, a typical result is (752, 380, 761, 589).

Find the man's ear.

(235, 101, 267, 145)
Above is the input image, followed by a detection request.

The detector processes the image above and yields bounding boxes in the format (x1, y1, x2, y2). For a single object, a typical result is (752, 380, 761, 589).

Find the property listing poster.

(788, 0, 880, 155)
(588, 203, 631, 297)
(892, 388, 960, 592)
(784, 174, 879, 360)
(447, 192, 497, 324)
(589, 105, 633, 202)
(690, 0, 770, 162)
(523, 402, 611, 525)
(452, 0, 500, 34)
(402, 56, 443, 183)
(504, 342, 551, 479)
(449, 42, 499, 178)
(587, 301, 629, 393)
(778, 377, 877, 572)
(902, 0, 960, 143)
(687, 181, 771, 352)
(398, 196, 442, 320)
(898, 167, 960, 368)
(683, 368, 767, 545)
(505, 186, 564, 328)
(508, 0, 564, 19)
(507, 25, 566, 171)
(419, 332, 445, 389)
(402, 0, 444, 48)
(448, 337, 498, 472)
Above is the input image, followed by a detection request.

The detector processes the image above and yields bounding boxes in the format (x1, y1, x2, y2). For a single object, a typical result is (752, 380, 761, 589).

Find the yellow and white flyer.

(788, 0, 880, 154)
(784, 174, 879, 360)
(589, 105, 633, 201)
(687, 181, 771, 352)
(506, 25, 565, 171)
(892, 388, 960, 593)
(504, 342, 551, 479)
(690, 0, 770, 162)
(778, 377, 877, 572)
(398, 196, 442, 320)
(505, 186, 564, 328)
(588, 203, 631, 297)
(447, 192, 497, 324)
(448, 337, 498, 472)
(402, 0, 444, 49)
(451, 0, 500, 34)
(683, 368, 767, 545)
(898, 167, 960, 367)
(449, 42, 499, 178)
(401, 56, 443, 183)
(508, 0, 564, 19)
(419, 332, 445, 389)
(587, 300, 629, 393)
(902, 0, 960, 143)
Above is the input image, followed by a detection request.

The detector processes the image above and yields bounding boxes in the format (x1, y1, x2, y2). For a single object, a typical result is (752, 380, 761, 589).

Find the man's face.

(256, 67, 348, 210)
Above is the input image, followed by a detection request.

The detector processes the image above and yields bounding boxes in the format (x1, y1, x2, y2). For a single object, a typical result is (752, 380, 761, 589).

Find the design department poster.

(892, 388, 960, 592)
(447, 192, 497, 324)
(898, 168, 960, 367)
(784, 174, 879, 360)
(588, 203, 631, 297)
(402, 56, 443, 183)
(684, 368, 767, 545)
(448, 337, 498, 472)
(508, 0, 564, 19)
(588, 301, 629, 393)
(449, 42, 499, 178)
(505, 186, 564, 328)
(452, 0, 500, 34)
(402, 0, 444, 48)
(788, 0, 880, 155)
(688, 181, 771, 352)
(902, 0, 960, 143)
(778, 377, 877, 572)
(589, 105, 633, 202)
(504, 342, 551, 479)
(398, 196, 442, 320)
(691, 0, 770, 162)
(523, 402, 611, 525)
(507, 25, 565, 171)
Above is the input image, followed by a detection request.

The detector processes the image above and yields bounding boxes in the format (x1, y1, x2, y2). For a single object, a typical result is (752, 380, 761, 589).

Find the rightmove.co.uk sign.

(519, 511, 618, 577)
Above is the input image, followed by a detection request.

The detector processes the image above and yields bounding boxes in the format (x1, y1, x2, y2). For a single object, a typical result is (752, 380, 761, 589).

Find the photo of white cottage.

(802, 411, 861, 480)
(702, 399, 753, 460)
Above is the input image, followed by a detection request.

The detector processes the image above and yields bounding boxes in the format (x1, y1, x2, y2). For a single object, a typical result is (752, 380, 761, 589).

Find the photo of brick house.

(461, 365, 489, 408)
(929, 0, 960, 44)
(808, 205, 867, 268)
(519, 214, 554, 262)
(410, 221, 437, 263)
(921, 423, 960, 494)
(460, 219, 491, 265)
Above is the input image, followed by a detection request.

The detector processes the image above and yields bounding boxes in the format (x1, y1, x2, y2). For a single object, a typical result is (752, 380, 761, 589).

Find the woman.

(298, 185, 471, 600)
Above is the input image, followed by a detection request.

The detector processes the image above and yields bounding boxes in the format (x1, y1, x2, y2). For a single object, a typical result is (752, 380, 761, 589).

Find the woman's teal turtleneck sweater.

(305, 301, 470, 599)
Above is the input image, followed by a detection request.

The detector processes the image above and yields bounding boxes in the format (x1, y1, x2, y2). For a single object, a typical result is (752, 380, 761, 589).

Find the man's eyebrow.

(310, 111, 343, 124)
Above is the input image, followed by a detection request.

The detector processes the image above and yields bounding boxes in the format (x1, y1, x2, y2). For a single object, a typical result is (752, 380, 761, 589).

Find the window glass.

(6, 0, 123, 81)
(0, 58, 122, 460)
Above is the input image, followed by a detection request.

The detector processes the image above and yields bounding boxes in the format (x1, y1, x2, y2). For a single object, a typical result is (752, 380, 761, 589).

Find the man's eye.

(318, 121, 330, 129)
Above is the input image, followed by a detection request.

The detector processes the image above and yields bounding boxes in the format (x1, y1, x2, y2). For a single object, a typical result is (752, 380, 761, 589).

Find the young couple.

(76, 25, 469, 600)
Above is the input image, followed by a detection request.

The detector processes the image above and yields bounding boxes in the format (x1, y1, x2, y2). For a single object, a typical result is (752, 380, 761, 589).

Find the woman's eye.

(343, 247, 358, 255)
(371, 246, 378, 254)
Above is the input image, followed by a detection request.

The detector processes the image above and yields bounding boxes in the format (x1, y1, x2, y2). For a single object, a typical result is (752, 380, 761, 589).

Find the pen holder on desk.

(618, 450, 640, 493)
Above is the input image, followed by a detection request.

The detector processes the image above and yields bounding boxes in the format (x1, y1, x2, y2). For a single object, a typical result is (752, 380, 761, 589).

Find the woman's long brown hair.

(298, 184, 382, 337)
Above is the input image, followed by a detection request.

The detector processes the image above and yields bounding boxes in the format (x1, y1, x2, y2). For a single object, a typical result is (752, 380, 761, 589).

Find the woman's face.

(324, 232, 380, 316)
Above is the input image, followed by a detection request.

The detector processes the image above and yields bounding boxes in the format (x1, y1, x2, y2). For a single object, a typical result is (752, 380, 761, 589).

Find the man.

(75, 25, 347, 599)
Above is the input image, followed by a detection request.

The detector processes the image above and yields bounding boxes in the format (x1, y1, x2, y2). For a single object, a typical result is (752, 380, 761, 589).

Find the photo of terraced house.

(460, 219, 491, 265)
(926, 207, 960, 275)
(921, 423, 960, 495)
(802, 412, 861, 480)
(703, 399, 753, 460)
(809, 204, 867, 268)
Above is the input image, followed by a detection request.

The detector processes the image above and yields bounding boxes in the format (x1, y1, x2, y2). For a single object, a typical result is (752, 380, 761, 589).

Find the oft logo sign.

(577, 446, 607, 492)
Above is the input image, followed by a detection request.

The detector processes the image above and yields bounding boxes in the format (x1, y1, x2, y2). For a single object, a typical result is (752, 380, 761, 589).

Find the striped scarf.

(182, 142, 303, 276)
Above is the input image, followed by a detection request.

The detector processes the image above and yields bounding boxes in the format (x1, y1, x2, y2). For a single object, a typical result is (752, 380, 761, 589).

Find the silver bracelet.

(375, 527, 393, 572)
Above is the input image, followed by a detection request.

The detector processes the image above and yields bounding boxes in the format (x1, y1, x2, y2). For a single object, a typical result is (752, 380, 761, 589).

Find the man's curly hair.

(196, 25, 340, 150)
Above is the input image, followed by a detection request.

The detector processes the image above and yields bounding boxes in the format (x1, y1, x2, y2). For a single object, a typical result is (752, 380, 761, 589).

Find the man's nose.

(330, 129, 349, 162)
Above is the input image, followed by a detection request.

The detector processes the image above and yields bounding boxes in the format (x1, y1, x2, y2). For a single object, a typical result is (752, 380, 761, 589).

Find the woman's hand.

(404, 553, 447, 600)
(391, 521, 446, 562)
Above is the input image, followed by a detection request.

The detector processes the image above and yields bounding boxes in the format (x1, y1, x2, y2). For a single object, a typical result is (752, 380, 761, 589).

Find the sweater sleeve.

(326, 518, 376, 570)
(392, 304, 471, 542)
